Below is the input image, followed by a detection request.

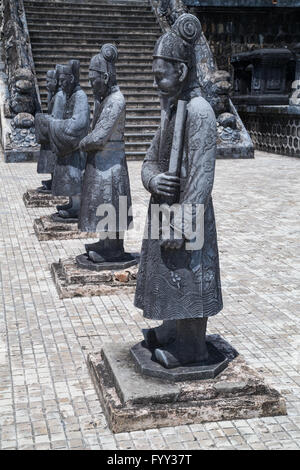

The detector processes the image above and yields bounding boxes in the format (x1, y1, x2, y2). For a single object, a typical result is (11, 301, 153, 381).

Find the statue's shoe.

(154, 343, 209, 369)
(87, 249, 135, 264)
(56, 202, 72, 211)
(57, 209, 79, 219)
(36, 185, 51, 194)
(87, 251, 106, 263)
(41, 179, 52, 190)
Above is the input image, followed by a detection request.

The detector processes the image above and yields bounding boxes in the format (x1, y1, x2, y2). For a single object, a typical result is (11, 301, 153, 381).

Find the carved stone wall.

(239, 108, 300, 157)
(187, 6, 300, 73)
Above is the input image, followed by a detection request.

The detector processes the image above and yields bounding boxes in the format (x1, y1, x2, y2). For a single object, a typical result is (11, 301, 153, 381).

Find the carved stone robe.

(36, 90, 65, 174)
(78, 87, 132, 233)
(134, 90, 223, 321)
(49, 86, 90, 197)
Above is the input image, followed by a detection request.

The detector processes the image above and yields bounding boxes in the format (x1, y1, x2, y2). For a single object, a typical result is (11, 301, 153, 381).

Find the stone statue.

(134, 14, 223, 369)
(36, 60, 90, 219)
(35, 67, 65, 192)
(77, 44, 134, 266)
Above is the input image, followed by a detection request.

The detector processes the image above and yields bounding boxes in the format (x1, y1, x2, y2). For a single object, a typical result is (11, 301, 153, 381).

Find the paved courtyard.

(0, 150, 299, 450)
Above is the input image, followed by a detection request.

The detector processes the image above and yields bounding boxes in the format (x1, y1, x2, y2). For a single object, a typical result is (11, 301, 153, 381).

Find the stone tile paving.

(0, 150, 299, 450)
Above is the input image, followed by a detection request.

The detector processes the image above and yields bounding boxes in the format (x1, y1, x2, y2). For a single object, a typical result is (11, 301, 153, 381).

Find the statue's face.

(59, 73, 74, 96)
(46, 76, 57, 94)
(153, 58, 186, 97)
(89, 70, 109, 101)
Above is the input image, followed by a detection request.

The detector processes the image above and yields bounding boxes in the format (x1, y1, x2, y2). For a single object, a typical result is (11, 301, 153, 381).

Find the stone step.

(25, 9, 153, 19)
(31, 48, 154, 59)
(126, 113, 160, 122)
(33, 51, 153, 61)
(125, 141, 151, 152)
(24, 0, 160, 160)
(31, 44, 155, 52)
(24, 0, 151, 10)
(35, 63, 153, 73)
(127, 154, 145, 160)
(37, 76, 155, 90)
(30, 38, 157, 47)
(26, 15, 157, 26)
(125, 133, 155, 142)
(27, 23, 160, 34)
(35, 58, 153, 69)
(124, 124, 158, 132)
(29, 32, 159, 42)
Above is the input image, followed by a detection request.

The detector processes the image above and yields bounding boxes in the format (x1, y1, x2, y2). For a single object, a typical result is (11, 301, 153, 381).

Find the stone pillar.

(290, 44, 300, 106)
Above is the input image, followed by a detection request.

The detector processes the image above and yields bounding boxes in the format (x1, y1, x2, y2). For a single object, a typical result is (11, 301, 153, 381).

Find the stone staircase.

(23, 0, 161, 159)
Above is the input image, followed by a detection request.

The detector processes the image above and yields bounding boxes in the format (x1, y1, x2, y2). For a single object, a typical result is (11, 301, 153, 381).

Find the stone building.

(186, 0, 300, 157)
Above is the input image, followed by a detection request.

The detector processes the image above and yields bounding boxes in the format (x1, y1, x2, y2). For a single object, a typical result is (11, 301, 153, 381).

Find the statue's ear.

(178, 63, 188, 83)
(104, 73, 109, 84)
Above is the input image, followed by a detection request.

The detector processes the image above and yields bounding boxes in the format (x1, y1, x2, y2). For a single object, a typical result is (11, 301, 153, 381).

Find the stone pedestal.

(23, 189, 68, 208)
(33, 215, 98, 241)
(4, 147, 40, 163)
(51, 257, 138, 298)
(88, 338, 287, 433)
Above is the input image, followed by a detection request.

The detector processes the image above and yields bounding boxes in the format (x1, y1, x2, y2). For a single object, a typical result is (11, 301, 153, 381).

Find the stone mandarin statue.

(36, 60, 90, 219)
(35, 67, 65, 192)
(134, 14, 223, 369)
(78, 44, 134, 265)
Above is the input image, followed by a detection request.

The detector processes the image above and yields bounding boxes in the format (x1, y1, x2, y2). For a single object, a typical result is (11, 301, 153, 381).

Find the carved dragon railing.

(0, 0, 41, 162)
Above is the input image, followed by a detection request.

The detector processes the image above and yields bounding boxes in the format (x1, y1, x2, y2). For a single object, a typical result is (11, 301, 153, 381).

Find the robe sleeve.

(50, 91, 65, 119)
(179, 97, 217, 241)
(48, 90, 90, 157)
(35, 113, 51, 145)
(141, 126, 162, 192)
(80, 93, 124, 152)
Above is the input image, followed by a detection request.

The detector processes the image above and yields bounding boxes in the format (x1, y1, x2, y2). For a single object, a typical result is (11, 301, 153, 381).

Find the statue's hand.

(79, 136, 88, 151)
(149, 173, 180, 197)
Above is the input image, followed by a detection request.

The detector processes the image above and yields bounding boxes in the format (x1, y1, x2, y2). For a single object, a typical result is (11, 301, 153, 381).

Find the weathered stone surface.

(33, 215, 98, 241)
(76, 254, 138, 272)
(130, 336, 232, 382)
(51, 258, 138, 299)
(23, 189, 67, 208)
(88, 340, 287, 433)
(4, 147, 40, 163)
(101, 343, 181, 405)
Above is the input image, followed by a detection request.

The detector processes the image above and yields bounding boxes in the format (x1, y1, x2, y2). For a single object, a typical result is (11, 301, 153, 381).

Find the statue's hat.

(89, 44, 118, 75)
(153, 14, 202, 65)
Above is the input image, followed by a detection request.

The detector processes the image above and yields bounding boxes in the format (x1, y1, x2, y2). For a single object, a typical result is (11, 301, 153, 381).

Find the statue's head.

(46, 69, 58, 95)
(152, 14, 201, 98)
(59, 60, 80, 97)
(89, 44, 118, 101)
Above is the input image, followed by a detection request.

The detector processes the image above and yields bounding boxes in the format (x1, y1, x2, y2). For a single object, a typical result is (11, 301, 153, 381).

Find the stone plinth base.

(23, 189, 68, 208)
(131, 337, 231, 382)
(4, 146, 40, 163)
(88, 339, 286, 433)
(33, 215, 98, 241)
(51, 257, 138, 298)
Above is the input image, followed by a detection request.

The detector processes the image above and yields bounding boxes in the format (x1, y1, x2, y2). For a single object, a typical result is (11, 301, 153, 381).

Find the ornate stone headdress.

(89, 44, 118, 76)
(153, 13, 202, 67)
